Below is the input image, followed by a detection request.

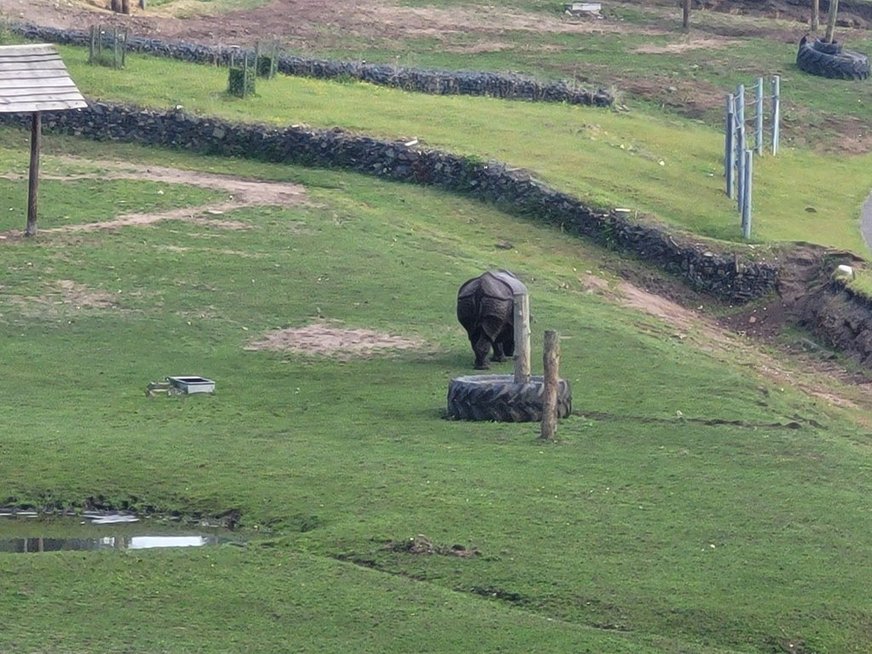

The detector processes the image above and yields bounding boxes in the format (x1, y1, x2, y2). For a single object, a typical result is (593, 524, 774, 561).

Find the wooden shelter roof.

(0, 43, 86, 114)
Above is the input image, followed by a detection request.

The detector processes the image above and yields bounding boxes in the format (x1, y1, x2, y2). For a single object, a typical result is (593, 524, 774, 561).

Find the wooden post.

(540, 330, 560, 441)
(121, 0, 130, 14)
(682, 0, 691, 30)
(25, 112, 41, 237)
(824, 0, 840, 43)
(513, 289, 531, 384)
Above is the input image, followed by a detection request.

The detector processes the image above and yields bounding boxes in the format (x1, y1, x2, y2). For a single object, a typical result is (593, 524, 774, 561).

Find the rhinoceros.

(456, 270, 523, 369)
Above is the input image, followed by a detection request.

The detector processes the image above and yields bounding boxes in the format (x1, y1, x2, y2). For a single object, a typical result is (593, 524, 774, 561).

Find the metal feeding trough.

(146, 376, 216, 397)
(168, 376, 216, 394)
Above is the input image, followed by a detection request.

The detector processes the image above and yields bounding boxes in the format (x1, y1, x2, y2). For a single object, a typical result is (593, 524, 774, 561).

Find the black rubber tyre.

(447, 374, 572, 422)
(812, 38, 843, 55)
(797, 39, 870, 80)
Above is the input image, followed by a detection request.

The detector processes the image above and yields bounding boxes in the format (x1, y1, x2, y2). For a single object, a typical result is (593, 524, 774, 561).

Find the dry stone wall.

(11, 23, 613, 107)
(0, 102, 778, 302)
(800, 281, 872, 367)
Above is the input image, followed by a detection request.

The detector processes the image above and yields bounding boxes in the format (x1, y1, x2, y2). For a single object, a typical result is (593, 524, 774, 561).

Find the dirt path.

(0, 159, 307, 240)
(0, 0, 671, 44)
(584, 274, 872, 419)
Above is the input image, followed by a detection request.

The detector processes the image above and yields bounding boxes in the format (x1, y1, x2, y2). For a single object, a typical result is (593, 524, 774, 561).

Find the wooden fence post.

(25, 112, 41, 237)
(540, 330, 560, 440)
(513, 289, 531, 384)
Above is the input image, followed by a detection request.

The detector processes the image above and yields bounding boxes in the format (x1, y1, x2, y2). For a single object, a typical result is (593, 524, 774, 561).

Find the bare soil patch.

(583, 269, 872, 414)
(0, 0, 668, 43)
(7, 279, 123, 319)
(55, 279, 118, 309)
(245, 322, 425, 360)
(632, 37, 738, 54)
(0, 158, 307, 240)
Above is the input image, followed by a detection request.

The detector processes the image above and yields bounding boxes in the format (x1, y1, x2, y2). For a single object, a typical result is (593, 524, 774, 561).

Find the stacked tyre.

(797, 37, 870, 80)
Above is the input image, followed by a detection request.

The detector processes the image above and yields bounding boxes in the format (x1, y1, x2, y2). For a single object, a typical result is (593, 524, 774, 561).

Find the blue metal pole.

(771, 75, 781, 156)
(755, 77, 764, 156)
(736, 85, 745, 213)
(725, 94, 735, 198)
(742, 149, 753, 239)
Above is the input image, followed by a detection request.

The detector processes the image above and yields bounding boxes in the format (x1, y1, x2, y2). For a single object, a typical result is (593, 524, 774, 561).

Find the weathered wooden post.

(540, 330, 560, 440)
(513, 287, 531, 384)
(25, 112, 40, 237)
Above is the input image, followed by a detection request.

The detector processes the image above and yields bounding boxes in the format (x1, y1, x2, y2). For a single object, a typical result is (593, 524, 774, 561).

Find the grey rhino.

(456, 270, 522, 369)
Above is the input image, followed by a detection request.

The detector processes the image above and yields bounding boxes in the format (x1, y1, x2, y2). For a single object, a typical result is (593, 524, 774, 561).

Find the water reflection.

(0, 534, 225, 553)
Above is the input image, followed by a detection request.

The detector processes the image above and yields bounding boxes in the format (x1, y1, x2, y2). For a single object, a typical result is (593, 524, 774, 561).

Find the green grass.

(1, 3, 871, 650)
(1, 139, 870, 653)
(53, 43, 872, 253)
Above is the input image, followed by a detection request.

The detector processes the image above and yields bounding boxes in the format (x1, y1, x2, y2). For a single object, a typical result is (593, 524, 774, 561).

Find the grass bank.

(48, 44, 872, 253)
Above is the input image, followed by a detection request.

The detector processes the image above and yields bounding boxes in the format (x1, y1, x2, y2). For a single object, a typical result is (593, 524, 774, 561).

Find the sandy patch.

(632, 38, 738, 54)
(5, 279, 122, 318)
(55, 279, 119, 309)
(245, 322, 425, 359)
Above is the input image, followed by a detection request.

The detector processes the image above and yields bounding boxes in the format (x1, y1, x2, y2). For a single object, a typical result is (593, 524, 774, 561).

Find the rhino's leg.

(472, 333, 492, 370)
(499, 328, 515, 358)
(491, 340, 506, 363)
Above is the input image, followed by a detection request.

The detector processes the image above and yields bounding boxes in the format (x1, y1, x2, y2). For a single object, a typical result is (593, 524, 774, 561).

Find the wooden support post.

(513, 289, 531, 384)
(25, 112, 41, 237)
(121, 0, 130, 14)
(540, 330, 560, 441)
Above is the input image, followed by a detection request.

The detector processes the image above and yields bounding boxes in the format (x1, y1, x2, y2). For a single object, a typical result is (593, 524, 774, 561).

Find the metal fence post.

(735, 85, 745, 212)
(741, 149, 753, 239)
(771, 75, 781, 156)
(725, 94, 735, 198)
(755, 77, 764, 156)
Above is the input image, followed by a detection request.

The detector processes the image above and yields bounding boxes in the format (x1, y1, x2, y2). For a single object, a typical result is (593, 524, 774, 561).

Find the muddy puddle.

(0, 511, 240, 553)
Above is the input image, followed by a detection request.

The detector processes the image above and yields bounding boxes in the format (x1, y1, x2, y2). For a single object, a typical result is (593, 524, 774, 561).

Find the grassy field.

(53, 43, 872, 255)
(1, 2, 871, 652)
(1, 136, 871, 653)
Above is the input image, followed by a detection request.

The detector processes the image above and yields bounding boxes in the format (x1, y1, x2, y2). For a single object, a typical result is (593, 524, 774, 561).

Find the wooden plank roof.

(0, 44, 86, 113)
